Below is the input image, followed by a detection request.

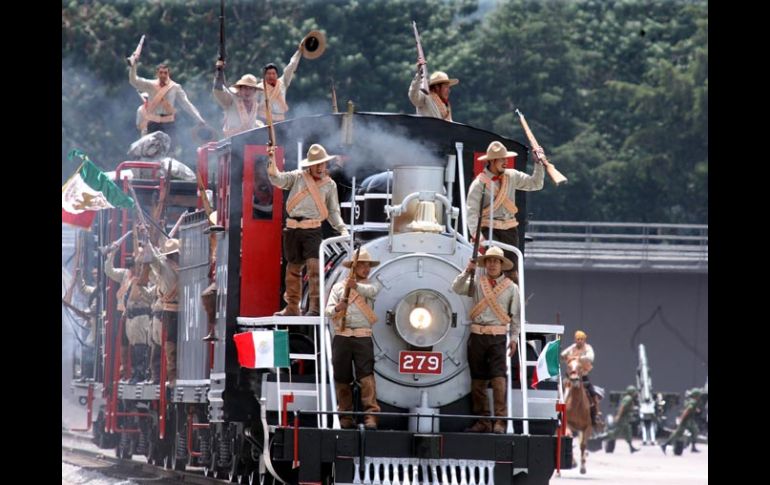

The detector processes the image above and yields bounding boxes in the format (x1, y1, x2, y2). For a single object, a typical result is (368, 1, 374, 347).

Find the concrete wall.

(525, 269, 708, 404)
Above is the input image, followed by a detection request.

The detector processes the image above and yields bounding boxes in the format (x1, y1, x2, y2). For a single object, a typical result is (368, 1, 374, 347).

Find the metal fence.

(524, 221, 708, 272)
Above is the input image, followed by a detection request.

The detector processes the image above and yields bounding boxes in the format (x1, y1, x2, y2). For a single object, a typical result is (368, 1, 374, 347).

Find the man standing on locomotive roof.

(408, 56, 458, 121)
(268, 143, 348, 317)
(325, 248, 381, 429)
(466, 140, 547, 275)
(256, 42, 304, 123)
(129, 59, 208, 149)
(146, 238, 181, 386)
(213, 60, 265, 137)
(105, 246, 154, 384)
(451, 246, 520, 434)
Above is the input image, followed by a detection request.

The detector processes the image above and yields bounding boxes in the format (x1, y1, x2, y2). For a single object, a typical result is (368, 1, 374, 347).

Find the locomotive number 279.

(398, 351, 442, 375)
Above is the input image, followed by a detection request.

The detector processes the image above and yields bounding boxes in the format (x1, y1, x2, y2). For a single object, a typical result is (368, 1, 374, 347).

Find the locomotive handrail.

(319, 234, 352, 429)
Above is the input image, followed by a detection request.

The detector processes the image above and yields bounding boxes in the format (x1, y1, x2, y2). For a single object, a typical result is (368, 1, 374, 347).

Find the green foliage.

(62, 0, 707, 223)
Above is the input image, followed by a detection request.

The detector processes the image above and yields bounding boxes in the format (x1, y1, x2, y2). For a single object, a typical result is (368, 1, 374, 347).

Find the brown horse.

(564, 357, 592, 474)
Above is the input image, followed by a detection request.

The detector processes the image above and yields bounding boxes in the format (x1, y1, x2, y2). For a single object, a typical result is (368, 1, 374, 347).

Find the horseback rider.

(561, 330, 603, 427)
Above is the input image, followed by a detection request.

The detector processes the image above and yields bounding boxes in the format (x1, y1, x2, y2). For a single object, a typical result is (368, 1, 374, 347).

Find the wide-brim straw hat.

(477, 246, 514, 271)
(478, 140, 518, 161)
(299, 143, 337, 168)
(429, 71, 459, 87)
(301, 30, 326, 60)
(342, 248, 380, 268)
(160, 238, 180, 256)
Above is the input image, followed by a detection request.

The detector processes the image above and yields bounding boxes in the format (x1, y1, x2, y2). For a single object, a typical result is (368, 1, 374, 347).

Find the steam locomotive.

(68, 112, 570, 484)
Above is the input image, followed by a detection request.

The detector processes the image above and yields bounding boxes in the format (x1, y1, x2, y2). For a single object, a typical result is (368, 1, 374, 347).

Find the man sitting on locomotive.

(561, 330, 603, 427)
(267, 143, 349, 317)
(325, 248, 382, 429)
(452, 246, 520, 434)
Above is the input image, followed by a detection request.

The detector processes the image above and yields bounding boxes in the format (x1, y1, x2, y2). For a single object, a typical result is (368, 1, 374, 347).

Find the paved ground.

(553, 440, 707, 485)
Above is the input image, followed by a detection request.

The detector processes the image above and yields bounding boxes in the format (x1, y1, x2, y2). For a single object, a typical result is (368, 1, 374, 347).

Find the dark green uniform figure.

(608, 385, 640, 453)
(661, 388, 703, 454)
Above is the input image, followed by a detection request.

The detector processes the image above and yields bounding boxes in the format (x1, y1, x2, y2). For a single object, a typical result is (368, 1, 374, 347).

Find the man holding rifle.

(128, 52, 208, 149)
(452, 246, 520, 434)
(213, 62, 265, 137)
(268, 143, 349, 317)
(408, 22, 458, 121)
(325, 248, 381, 429)
(466, 141, 545, 275)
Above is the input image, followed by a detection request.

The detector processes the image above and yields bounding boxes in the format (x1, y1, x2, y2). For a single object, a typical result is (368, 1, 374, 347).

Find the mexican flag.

(233, 330, 290, 369)
(62, 153, 135, 229)
(532, 339, 561, 388)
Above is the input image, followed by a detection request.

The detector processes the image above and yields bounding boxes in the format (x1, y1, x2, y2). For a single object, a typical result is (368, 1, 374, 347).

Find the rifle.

(98, 230, 133, 255)
(264, 78, 278, 159)
(514, 109, 568, 185)
(331, 78, 339, 114)
(334, 247, 361, 331)
(468, 184, 487, 298)
(217, 0, 226, 67)
(126, 35, 146, 66)
(62, 299, 93, 321)
(412, 21, 430, 94)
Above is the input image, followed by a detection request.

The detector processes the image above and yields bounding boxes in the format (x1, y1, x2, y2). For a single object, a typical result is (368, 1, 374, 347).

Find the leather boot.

(359, 375, 381, 430)
(201, 283, 219, 341)
(465, 379, 492, 433)
(335, 382, 355, 429)
(274, 263, 303, 316)
(148, 344, 161, 384)
(491, 377, 508, 434)
(690, 442, 700, 453)
(304, 258, 320, 316)
(120, 343, 130, 381)
(130, 344, 147, 384)
(164, 341, 177, 385)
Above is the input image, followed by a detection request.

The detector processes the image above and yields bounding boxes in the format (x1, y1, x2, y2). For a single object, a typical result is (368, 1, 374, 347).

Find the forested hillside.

(62, 0, 707, 222)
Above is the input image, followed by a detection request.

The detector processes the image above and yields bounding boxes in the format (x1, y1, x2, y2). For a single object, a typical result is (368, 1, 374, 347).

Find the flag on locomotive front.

(532, 339, 561, 388)
(233, 330, 290, 368)
(62, 150, 135, 229)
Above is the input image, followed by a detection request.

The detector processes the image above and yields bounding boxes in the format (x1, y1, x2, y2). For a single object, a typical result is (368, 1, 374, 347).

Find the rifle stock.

(335, 247, 361, 330)
(468, 184, 487, 297)
(127, 35, 145, 66)
(515, 109, 568, 185)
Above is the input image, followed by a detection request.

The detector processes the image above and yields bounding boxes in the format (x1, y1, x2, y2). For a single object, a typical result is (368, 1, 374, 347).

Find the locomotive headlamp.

(395, 289, 451, 347)
(409, 307, 432, 329)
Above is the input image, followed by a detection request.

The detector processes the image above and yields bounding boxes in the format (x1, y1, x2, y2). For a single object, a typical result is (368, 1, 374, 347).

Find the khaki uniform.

(149, 245, 180, 382)
(452, 270, 520, 433)
(466, 165, 544, 264)
(129, 63, 205, 133)
(325, 277, 380, 428)
(269, 168, 347, 316)
(105, 254, 152, 346)
(256, 49, 302, 122)
(213, 83, 265, 137)
(408, 72, 452, 121)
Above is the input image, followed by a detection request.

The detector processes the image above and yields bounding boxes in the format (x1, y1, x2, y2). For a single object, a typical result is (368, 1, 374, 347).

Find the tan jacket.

(213, 85, 265, 136)
(408, 72, 451, 121)
(268, 169, 348, 234)
(325, 279, 380, 330)
(451, 271, 520, 339)
(256, 49, 302, 122)
(129, 64, 205, 124)
(466, 165, 544, 235)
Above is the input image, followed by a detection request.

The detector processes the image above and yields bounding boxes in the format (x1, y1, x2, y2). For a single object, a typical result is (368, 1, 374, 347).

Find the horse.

(564, 356, 592, 474)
